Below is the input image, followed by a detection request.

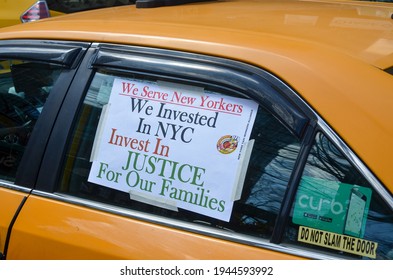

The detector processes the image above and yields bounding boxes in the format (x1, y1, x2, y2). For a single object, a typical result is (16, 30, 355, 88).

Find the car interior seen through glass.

(0, 60, 62, 182)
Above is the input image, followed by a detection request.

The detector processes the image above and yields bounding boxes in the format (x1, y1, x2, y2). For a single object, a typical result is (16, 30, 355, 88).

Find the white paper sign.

(88, 78, 258, 221)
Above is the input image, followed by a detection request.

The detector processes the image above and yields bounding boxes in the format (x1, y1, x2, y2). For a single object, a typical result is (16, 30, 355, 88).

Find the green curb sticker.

(293, 176, 372, 238)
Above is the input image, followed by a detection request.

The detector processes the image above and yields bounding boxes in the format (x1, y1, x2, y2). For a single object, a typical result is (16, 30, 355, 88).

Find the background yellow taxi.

(0, 0, 392, 260)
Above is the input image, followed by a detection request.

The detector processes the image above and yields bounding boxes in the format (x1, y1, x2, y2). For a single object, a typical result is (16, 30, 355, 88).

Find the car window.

(385, 66, 393, 76)
(284, 132, 393, 259)
(0, 60, 62, 182)
(58, 69, 301, 241)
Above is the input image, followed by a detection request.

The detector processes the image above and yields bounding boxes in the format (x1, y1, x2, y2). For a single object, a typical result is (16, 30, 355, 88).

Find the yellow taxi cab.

(0, 0, 61, 27)
(0, 0, 392, 260)
(0, 0, 133, 28)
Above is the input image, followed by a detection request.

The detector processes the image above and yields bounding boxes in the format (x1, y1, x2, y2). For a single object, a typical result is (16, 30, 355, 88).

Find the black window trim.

(0, 40, 90, 69)
(270, 122, 317, 244)
(35, 46, 97, 191)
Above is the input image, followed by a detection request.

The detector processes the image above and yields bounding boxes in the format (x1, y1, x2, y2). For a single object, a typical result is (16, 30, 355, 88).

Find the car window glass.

(284, 133, 393, 259)
(0, 59, 62, 182)
(58, 70, 301, 240)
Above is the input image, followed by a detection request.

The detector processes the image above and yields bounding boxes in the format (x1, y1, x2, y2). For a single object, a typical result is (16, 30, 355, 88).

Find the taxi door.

(5, 43, 309, 259)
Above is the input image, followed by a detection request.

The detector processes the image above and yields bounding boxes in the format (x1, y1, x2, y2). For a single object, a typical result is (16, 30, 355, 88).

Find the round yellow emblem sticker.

(217, 135, 239, 154)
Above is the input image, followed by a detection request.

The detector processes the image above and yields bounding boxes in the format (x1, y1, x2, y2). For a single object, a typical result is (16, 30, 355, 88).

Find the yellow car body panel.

(8, 195, 302, 259)
(1, 0, 393, 191)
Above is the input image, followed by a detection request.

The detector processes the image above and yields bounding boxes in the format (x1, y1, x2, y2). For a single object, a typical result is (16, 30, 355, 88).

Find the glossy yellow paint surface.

(0, 0, 392, 191)
(0, 186, 27, 254)
(8, 195, 302, 259)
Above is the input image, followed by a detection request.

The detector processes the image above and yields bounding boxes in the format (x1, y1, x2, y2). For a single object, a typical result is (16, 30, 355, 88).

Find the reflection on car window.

(0, 60, 62, 182)
(59, 70, 301, 240)
(234, 108, 300, 237)
(285, 133, 393, 259)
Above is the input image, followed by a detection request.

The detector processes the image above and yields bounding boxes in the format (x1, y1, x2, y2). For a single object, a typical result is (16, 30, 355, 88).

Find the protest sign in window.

(59, 70, 301, 240)
(88, 77, 259, 221)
